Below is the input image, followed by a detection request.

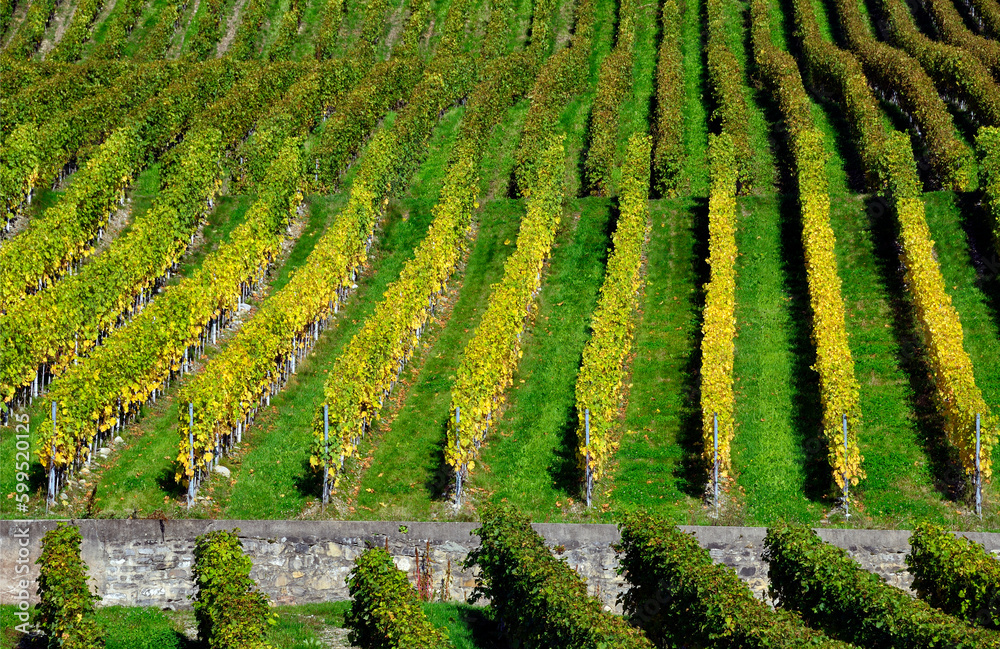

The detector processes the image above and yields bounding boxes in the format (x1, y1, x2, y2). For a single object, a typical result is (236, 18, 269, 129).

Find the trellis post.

(585, 408, 592, 508)
(976, 413, 982, 519)
(843, 413, 850, 519)
(455, 407, 462, 507)
(187, 403, 195, 509)
(322, 404, 330, 507)
(47, 402, 57, 512)
(713, 412, 719, 516)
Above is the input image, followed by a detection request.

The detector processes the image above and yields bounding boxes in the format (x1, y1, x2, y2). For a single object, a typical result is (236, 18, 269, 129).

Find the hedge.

(1, 64, 292, 421)
(236, 59, 364, 190)
(40, 138, 300, 492)
(907, 521, 1000, 629)
(193, 529, 272, 649)
(699, 133, 739, 483)
(876, 0, 1000, 128)
(0, 0, 13, 38)
(0, 60, 187, 225)
(750, 0, 863, 491)
(445, 136, 565, 490)
(584, 0, 637, 195)
(921, 0, 1000, 77)
(346, 548, 454, 648)
(792, 0, 995, 483)
(186, 0, 229, 61)
(970, 0, 1000, 38)
(2, 0, 58, 60)
(982, 127, 1000, 251)
(2, 60, 129, 134)
(267, 0, 304, 61)
(33, 127, 223, 479)
(228, 0, 269, 60)
(828, 0, 976, 190)
(315, 0, 345, 60)
(133, 2, 182, 63)
(30, 67, 305, 484)
(652, 0, 684, 197)
(313, 58, 424, 190)
(574, 134, 650, 495)
(875, 131, 996, 484)
(789, 0, 887, 187)
(617, 511, 851, 648)
(515, 0, 596, 193)
(764, 522, 1000, 648)
(466, 504, 653, 648)
(36, 524, 104, 649)
(312, 0, 437, 189)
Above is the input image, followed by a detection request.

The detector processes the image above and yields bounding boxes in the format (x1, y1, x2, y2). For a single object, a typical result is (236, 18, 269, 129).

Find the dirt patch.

(37, 0, 80, 58)
(553, 0, 575, 51)
(167, 0, 200, 59)
(216, 0, 249, 56)
(2, 0, 32, 48)
(381, 1, 406, 57)
(315, 625, 358, 648)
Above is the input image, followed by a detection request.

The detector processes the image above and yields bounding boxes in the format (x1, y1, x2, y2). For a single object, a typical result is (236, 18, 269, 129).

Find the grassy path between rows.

(720, 0, 817, 525)
(451, 0, 617, 517)
(468, 197, 611, 518)
(607, 0, 708, 520)
(344, 0, 618, 521)
(346, 101, 530, 520)
(215, 105, 466, 518)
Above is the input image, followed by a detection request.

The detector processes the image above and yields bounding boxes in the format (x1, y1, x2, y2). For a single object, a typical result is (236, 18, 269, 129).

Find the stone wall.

(3, 520, 999, 611)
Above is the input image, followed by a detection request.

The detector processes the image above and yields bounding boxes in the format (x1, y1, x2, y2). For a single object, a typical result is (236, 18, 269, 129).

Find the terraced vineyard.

(2, 0, 1000, 532)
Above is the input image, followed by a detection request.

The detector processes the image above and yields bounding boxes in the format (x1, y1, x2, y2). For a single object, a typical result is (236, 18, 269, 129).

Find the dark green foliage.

(192, 529, 272, 649)
(236, 59, 365, 190)
(48, 0, 107, 63)
(706, 0, 752, 191)
(2, 0, 58, 60)
(228, 0, 270, 60)
(652, 0, 684, 197)
(764, 522, 1000, 648)
(313, 58, 424, 190)
(465, 504, 654, 648)
(584, 0, 637, 195)
(907, 521, 1000, 629)
(617, 512, 849, 649)
(345, 547, 454, 648)
(979, 127, 1000, 252)
(36, 524, 104, 649)
(268, 0, 304, 61)
(515, 0, 597, 193)
(315, 0, 346, 60)
(133, 3, 182, 63)
(826, 0, 976, 189)
(91, 0, 146, 60)
(874, 0, 1000, 128)
(187, 0, 229, 61)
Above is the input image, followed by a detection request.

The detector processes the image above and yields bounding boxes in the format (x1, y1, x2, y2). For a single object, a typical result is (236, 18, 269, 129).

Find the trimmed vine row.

(574, 134, 650, 503)
(750, 0, 863, 494)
